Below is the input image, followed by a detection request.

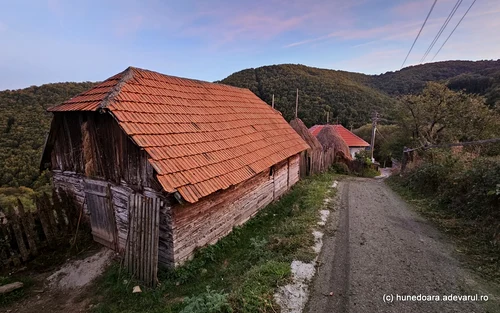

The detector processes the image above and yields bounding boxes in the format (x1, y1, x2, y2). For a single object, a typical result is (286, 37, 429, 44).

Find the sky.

(0, 0, 499, 90)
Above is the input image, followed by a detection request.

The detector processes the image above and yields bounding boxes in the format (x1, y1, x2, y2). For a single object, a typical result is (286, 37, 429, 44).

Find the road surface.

(306, 177, 499, 313)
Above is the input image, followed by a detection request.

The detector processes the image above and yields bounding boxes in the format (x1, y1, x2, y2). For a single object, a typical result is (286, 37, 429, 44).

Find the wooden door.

(125, 194, 160, 287)
(84, 180, 117, 249)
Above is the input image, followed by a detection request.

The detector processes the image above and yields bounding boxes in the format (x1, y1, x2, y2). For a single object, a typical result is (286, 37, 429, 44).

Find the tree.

(396, 82, 499, 146)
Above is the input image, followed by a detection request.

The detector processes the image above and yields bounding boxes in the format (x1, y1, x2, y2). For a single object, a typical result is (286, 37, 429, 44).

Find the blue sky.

(0, 0, 499, 90)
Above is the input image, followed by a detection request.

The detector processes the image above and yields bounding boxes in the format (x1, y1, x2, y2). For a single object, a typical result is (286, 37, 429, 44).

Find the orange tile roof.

(48, 67, 309, 203)
(310, 125, 370, 147)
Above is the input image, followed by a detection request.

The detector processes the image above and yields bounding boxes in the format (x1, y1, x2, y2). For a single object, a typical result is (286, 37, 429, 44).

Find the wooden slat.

(42, 193, 59, 237)
(36, 196, 55, 245)
(16, 200, 38, 256)
(52, 192, 68, 232)
(7, 208, 29, 262)
(124, 193, 160, 287)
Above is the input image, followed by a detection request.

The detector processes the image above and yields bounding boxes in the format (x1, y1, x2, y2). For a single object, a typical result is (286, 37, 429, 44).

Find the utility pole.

(272, 94, 275, 109)
(295, 89, 299, 118)
(326, 112, 329, 124)
(370, 111, 379, 162)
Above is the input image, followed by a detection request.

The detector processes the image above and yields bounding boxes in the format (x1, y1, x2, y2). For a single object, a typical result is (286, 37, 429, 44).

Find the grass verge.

(386, 176, 500, 283)
(91, 172, 337, 313)
(0, 276, 35, 307)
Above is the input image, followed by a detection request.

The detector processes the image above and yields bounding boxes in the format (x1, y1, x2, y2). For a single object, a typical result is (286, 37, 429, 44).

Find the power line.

(431, 0, 477, 61)
(401, 0, 438, 69)
(420, 0, 463, 63)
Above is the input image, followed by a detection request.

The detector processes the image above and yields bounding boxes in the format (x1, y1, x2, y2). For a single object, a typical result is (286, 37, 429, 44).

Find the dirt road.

(306, 177, 499, 313)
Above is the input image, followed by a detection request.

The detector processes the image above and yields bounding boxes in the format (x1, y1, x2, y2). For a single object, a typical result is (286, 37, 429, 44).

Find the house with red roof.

(40, 67, 309, 273)
(309, 124, 370, 158)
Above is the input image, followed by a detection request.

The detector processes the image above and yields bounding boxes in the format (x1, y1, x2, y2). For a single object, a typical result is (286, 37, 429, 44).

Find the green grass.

(386, 176, 500, 283)
(0, 276, 35, 307)
(91, 172, 337, 313)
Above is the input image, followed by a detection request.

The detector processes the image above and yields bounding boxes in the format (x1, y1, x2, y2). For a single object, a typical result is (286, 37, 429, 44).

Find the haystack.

(289, 118, 325, 176)
(316, 125, 352, 167)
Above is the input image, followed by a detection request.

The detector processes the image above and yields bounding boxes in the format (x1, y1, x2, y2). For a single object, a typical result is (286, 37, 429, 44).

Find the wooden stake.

(295, 89, 299, 118)
(370, 112, 378, 161)
(272, 94, 275, 109)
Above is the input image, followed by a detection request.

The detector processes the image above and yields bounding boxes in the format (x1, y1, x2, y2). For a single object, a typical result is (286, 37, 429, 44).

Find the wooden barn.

(315, 125, 352, 167)
(40, 67, 309, 270)
(289, 118, 324, 176)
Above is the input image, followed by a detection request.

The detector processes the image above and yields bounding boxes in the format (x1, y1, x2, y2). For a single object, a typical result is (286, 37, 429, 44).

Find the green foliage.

(354, 150, 372, 165)
(395, 151, 500, 223)
(0, 276, 34, 307)
(221, 64, 397, 128)
(180, 287, 232, 313)
(387, 156, 500, 282)
(330, 162, 350, 175)
(369, 60, 500, 101)
(0, 82, 96, 188)
(92, 172, 336, 313)
(354, 124, 410, 163)
(397, 82, 500, 145)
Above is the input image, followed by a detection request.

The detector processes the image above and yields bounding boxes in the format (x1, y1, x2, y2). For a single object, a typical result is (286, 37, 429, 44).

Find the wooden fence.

(124, 194, 160, 287)
(0, 189, 81, 267)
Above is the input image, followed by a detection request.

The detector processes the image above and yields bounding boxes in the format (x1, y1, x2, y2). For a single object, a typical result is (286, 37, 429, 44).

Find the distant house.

(41, 67, 309, 268)
(310, 124, 370, 158)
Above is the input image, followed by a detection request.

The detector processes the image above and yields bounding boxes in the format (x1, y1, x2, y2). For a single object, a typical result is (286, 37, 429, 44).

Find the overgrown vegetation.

(0, 82, 96, 209)
(387, 153, 500, 281)
(0, 276, 35, 306)
(91, 172, 336, 313)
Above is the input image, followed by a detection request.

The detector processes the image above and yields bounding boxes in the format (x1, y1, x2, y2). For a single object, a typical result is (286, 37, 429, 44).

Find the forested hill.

(369, 60, 500, 105)
(220, 64, 396, 128)
(1, 60, 500, 189)
(221, 60, 500, 127)
(0, 82, 96, 187)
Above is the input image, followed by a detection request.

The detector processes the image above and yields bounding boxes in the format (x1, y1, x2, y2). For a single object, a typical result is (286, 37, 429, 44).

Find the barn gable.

(46, 67, 309, 203)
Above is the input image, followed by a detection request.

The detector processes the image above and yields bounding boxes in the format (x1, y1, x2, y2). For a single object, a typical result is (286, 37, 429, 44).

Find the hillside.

(220, 64, 396, 128)
(1, 60, 500, 189)
(0, 82, 96, 188)
(369, 60, 500, 107)
(220, 61, 500, 128)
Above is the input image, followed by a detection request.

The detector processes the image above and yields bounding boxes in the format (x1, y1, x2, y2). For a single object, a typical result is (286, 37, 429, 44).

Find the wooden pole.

(370, 112, 378, 161)
(327, 112, 329, 124)
(295, 89, 299, 118)
(272, 94, 275, 109)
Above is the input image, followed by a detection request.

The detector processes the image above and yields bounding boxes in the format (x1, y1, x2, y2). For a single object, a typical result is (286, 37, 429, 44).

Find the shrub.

(331, 162, 349, 175)
(180, 287, 232, 313)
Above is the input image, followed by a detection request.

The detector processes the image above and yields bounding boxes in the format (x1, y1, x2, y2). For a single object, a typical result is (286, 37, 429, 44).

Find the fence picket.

(16, 199, 38, 256)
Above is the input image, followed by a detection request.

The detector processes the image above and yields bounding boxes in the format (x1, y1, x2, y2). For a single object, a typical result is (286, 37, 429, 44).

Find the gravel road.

(306, 177, 499, 313)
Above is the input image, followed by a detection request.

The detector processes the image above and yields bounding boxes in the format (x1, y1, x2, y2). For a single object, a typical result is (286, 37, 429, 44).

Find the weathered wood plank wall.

(43, 112, 162, 191)
(125, 194, 160, 287)
(171, 154, 301, 265)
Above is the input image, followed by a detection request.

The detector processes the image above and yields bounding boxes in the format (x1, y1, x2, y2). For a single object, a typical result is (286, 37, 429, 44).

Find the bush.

(331, 162, 350, 175)
(439, 157, 500, 219)
(180, 287, 232, 313)
(398, 153, 500, 220)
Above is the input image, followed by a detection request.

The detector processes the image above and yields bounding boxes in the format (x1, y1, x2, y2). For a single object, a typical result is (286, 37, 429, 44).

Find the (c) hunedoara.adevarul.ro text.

(383, 294, 489, 303)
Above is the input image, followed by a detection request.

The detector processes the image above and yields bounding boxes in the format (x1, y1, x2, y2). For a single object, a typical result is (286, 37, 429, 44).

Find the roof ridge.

(99, 67, 135, 111)
(126, 66, 251, 92)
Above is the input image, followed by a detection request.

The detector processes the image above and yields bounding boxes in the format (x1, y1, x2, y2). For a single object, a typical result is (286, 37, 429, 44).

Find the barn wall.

(46, 112, 162, 191)
(53, 170, 174, 266)
(288, 154, 300, 186)
(171, 154, 301, 265)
